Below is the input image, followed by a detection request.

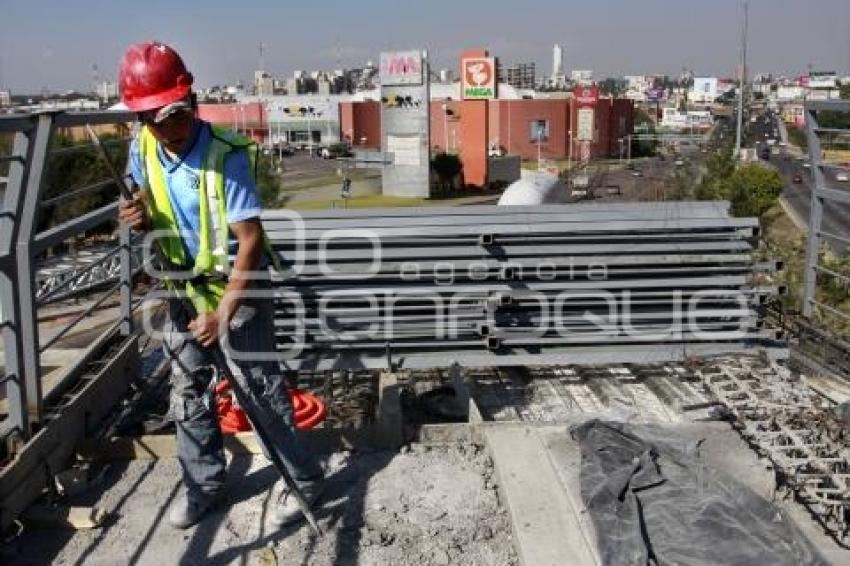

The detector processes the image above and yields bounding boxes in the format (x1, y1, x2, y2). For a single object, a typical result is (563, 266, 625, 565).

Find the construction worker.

(117, 41, 323, 529)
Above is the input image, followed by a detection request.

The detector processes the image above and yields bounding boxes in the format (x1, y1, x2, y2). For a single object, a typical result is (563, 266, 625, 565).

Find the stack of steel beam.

(260, 202, 784, 371)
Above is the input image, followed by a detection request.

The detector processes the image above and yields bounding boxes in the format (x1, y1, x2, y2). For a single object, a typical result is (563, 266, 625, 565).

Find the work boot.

(271, 482, 325, 529)
(167, 491, 221, 529)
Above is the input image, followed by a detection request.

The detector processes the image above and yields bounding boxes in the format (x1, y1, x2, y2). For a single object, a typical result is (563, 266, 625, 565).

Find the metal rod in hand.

(86, 124, 322, 535)
(86, 125, 135, 200)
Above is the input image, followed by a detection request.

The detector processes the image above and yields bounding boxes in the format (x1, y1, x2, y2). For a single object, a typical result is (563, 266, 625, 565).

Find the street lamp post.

(734, 0, 749, 160)
(442, 103, 449, 152)
(507, 100, 512, 155)
(537, 127, 542, 171)
(307, 112, 312, 155)
(277, 120, 283, 161)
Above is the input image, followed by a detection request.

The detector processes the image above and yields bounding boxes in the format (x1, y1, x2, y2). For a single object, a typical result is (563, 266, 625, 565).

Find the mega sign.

(574, 85, 599, 107)
(380, 51, 423, 86)
(462, 57, 496, 100)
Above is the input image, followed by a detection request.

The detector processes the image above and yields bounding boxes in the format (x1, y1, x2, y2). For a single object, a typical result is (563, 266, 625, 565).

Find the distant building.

(0, 90, 11, 107)
(499, 62, 536, 90)
(777, 85, 807, 102)
(317, 75, 332, 96)
(96, 81, 118, 103)
(571, 70, 593, 85)
(342, 95, 635, 161)
(438, 68, 454, 84)
(689, 77, 718, 104)
(550, 44, 566, 88)
(624, 75, 660, 103)
(254, 71, 275, 96)
(660, 107, 713, 131)
(285, 76, 304, 95)
(806, 71, 838, 90)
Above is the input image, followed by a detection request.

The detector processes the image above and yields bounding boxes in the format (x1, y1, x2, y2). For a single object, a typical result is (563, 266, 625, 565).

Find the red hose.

(214, 378, 326, 434)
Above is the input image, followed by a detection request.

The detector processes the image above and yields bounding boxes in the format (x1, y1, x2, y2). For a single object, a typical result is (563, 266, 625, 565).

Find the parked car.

(321, 143, 354, 159)
(272, 143, 294, 156)
(837, 172, 849, 182)
(793, 172, 803, 184)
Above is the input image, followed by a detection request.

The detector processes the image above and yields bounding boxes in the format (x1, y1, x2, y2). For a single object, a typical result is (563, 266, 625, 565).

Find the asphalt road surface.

(752, 110, 850, 254)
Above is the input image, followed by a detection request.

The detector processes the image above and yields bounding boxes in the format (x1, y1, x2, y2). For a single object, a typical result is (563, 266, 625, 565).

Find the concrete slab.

(6, 446, 518, 566)
(484, 425, 599, 566)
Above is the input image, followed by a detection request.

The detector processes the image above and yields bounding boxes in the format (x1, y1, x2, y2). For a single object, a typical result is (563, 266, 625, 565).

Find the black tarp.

(571, 419, 827, 566)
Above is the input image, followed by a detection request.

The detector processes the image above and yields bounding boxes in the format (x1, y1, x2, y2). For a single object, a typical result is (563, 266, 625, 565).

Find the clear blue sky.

(1, 0, 848, 93)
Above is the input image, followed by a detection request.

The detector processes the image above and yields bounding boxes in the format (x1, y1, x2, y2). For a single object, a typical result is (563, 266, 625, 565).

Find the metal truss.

(698, 356, 850, 546)
(34, 242, 144, 305)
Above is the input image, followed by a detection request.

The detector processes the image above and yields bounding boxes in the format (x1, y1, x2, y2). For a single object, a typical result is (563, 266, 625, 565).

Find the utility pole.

(734, 0, 749, 160)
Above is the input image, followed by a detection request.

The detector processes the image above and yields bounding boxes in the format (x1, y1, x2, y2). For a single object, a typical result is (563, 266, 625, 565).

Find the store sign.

(380, 51, 423, 86)
(577, 108, 595, 142)
(574, 85, 599, 107)
(645, 88, 664, 102)
(462, 57, 496, 99)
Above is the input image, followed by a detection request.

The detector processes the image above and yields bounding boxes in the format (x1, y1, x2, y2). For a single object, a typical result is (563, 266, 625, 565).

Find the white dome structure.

(497, 172, 567, 205)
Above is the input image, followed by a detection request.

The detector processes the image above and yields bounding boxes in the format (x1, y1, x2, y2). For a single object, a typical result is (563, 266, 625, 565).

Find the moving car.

(793, 172, 803, 184)
(837, 172, 849, 182)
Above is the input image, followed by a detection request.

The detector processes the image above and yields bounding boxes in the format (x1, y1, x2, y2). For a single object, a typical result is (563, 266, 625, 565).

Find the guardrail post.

(1, 126, 34, 437)
(15, 112, 55, 430)
(802, 107, 823, 318)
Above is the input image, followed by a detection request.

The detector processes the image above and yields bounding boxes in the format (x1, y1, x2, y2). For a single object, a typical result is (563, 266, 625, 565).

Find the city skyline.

(1, 0, 849, 93)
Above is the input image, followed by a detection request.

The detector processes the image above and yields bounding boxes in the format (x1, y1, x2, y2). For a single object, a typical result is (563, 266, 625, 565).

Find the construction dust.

(8, 443, 517, 566)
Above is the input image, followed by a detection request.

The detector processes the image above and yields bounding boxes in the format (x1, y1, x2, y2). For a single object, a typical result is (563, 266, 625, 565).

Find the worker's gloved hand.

(188, 312, 220, 348)
(118, 193, 149, 231)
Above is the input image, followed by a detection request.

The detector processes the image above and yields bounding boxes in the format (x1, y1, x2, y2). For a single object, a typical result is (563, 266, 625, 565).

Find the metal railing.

(0, 110, 136, 439)
(803, 101, 850, 328)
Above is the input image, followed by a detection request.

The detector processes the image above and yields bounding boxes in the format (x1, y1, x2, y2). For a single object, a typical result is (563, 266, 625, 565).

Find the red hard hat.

(119, 41, 194, 112)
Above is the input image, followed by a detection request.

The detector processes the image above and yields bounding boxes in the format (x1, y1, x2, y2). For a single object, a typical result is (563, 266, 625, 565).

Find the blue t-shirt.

(128, 120, 263, 262)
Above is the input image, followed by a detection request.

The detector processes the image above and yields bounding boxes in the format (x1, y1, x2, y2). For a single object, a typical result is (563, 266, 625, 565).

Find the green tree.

(787, 126, 808, 151)
(631, 108, 658, 158)
(727, 165, 784, 218)
(817, 108, 850, 130)
(40, 133, 128, 233)
(0, 133, 12, 178)
(431, 152, 463, 194)
(695, 143, 735, 200)
(254, 150, 283, 207)
(840, 83, 850, 100)
(599, 78, 626, 97)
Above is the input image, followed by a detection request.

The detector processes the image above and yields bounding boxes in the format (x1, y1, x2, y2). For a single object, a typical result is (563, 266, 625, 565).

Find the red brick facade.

(340, 96, 634, 163)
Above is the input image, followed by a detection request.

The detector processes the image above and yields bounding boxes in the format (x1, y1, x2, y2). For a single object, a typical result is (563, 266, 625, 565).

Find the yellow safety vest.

(138, 124, 270, 314)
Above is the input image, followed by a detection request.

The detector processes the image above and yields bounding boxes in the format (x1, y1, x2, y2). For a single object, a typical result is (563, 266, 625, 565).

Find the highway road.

(751, 110, 850, 254)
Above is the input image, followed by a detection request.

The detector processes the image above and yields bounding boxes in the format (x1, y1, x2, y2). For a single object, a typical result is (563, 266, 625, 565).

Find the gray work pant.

(162, 290, 321, 499)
